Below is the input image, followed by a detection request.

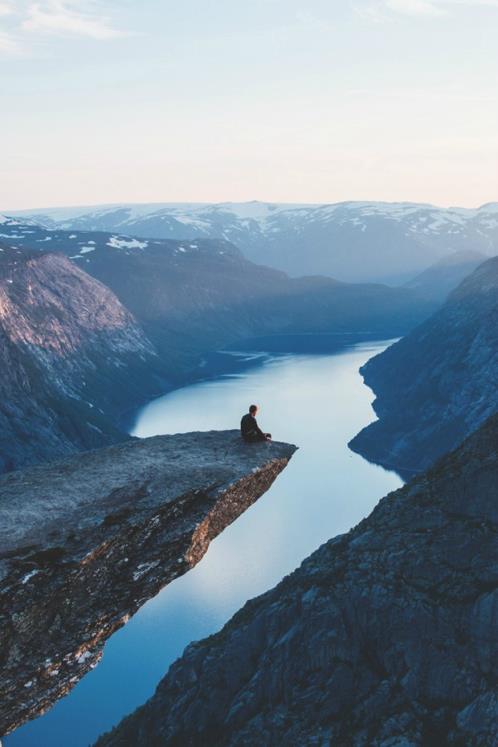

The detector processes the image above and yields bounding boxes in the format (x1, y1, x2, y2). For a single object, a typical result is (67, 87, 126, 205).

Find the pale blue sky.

(1, 0, 497, 209)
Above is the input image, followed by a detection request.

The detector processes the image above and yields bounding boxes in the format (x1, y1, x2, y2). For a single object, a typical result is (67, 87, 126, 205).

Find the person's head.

(249, 404, 258, 416)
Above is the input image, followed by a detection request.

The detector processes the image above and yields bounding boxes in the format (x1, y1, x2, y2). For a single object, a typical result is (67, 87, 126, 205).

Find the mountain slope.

(350, 256, 498, 476)
(0, 245, 167, 472)
(95, 412, 498, 747)
(0, 220, 436, 379)
(403, 249, 486, 305)
(9, 200, 498, 284)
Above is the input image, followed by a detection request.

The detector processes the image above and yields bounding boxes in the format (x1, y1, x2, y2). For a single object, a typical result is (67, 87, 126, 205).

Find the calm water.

(7, 341, 403, 747)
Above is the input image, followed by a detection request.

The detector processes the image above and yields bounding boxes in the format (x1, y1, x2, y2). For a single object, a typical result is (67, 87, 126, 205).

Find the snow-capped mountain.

(0, 217, 436, 374)
(8, 201, 498, 284)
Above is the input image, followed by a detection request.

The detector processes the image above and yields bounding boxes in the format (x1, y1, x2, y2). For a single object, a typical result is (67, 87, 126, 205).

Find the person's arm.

(254, 418, 271, 440)
(253, 418, 266, 438)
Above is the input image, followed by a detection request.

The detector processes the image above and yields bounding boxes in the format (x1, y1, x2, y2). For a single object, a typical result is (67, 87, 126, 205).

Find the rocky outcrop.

(0, 245, 168, 472)
(96, 416, 498, 747)
(350, 257, 498, 477)
(0, 430, 296, 736)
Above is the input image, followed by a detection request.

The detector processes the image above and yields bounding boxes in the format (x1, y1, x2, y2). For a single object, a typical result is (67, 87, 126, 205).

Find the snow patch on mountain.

(107, 236, 148, 250)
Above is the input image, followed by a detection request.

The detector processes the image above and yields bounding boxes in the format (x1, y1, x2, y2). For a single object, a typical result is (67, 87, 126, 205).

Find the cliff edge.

(0, 430, 297, 736)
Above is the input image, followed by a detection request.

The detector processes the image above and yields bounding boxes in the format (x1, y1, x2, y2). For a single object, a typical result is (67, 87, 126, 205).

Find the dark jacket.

(240, 413, 265, 441)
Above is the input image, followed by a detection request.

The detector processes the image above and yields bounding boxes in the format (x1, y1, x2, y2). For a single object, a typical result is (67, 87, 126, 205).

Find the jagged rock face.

(0, 430, 296, 737)
(350, 256, 498, 477)
(0, 246, 168, 472)
(0, 321, 123, 474)
(95, 416, 498, 747)
(0, 221, 436, 376)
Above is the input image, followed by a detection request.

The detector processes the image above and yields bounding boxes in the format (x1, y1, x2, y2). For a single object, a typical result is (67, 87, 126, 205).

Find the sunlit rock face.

(350, 256, 498, 478)
(0, 430, 296, 737)
(0, 246, 168, 472)
(96, 416, 498, 747)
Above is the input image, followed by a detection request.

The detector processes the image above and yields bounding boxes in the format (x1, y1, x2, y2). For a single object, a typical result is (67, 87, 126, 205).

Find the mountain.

(350, 256, 498, 477)
(95, 412, 498, 747)
(8, 200, 498, 284)
(403, 249, 486, 305)
(0, 431, 296, 736)
(0, 244, 168, 472)
(0, 218, 436, 381)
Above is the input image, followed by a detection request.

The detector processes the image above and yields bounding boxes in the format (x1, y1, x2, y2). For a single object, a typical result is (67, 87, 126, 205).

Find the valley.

(3, 4, 497, 744)
(1, 205, 497, 747)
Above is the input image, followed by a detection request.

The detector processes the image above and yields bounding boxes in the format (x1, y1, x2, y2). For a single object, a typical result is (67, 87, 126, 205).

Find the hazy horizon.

(2, 1, 498, 209)
(3, 196, 498, 214)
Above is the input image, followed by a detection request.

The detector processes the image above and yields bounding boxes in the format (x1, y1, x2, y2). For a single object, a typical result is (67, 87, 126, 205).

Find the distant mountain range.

(0, 215, 437, 471)
(7, 200, 498, 284)
(1, 208, 492, 474)
(350, 256, 498, 476)
(0, 215, 436, 370)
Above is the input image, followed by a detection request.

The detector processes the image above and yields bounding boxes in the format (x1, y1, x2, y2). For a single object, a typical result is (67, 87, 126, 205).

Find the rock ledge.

(0, 430, 296, 736)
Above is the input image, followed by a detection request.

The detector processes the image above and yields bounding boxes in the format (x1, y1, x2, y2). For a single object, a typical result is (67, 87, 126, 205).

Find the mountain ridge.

(6, 200, 498, 284)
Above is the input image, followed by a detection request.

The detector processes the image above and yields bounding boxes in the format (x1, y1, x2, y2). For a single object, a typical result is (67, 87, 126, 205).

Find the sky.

(1, 0, 497, 210)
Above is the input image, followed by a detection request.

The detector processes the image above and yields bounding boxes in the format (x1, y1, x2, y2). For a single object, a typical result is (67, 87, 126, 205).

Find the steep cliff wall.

(0, 246, 168, 472)
(350, 257, 498, 477)
(96, 417, 498, 747)
(0, 431, 296, 736)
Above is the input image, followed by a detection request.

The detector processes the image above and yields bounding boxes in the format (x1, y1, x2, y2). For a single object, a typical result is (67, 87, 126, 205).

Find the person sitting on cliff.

(240, 405, 272, 443)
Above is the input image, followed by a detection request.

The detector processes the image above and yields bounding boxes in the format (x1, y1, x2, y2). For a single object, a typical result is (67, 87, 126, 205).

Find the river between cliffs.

(7, 339, 403, 747)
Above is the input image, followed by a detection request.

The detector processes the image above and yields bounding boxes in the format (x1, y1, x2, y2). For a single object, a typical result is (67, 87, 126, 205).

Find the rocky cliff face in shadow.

(0, 430, 296, 737)
(350, 256, 498, 478)
(96, 416, 498, 747)
(0, 245, 169, 472)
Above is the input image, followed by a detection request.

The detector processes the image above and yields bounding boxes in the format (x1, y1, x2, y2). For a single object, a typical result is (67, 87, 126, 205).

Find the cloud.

(0, 29, 20, 53)
(22, 1, 124, 40)
(0, 1, 14, 16)
(385, 0, 445, 14)
(356, 0, 498, 18)
(0, 3, 19, 55)
(0, 0, 126, 54)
